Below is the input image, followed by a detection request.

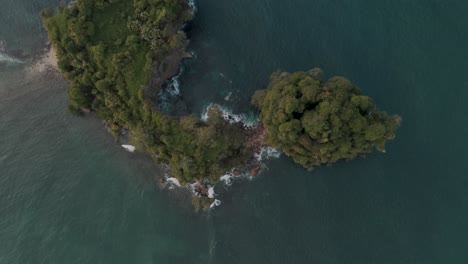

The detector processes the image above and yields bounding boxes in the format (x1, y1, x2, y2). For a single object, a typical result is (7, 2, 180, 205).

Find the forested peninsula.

(41, 0, 399, 211)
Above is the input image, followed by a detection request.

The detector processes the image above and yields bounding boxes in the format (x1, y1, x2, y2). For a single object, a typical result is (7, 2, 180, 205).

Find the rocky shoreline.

(41, 0, 284, 212)
(113, 1, 278, 211)
(5, 31, 271, 213)
(154, 114, 279, 211)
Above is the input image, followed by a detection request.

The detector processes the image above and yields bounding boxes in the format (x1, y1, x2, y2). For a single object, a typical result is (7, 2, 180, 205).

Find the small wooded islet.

(252, 69, 400, 170)
(42, 0, 400, 194)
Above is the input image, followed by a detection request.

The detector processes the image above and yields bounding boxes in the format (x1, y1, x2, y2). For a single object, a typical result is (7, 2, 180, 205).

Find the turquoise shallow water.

(1, 0, 468, 263)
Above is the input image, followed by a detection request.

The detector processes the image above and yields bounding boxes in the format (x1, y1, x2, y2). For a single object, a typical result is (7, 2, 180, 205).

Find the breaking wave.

(188, 0, 197, 15)
(157, 66, 184, 112)
(0, 52, 23, 64)
(255, 146, 281, 161)
(200, 103, 258, 128)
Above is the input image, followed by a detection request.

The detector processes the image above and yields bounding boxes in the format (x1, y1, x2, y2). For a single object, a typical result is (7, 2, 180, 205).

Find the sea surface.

(1, 0, 468, 263)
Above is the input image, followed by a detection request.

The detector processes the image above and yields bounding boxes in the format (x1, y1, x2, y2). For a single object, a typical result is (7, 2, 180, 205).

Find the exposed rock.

(80, 107, 91, 113)
(244, 125, 267, 157)
(146, 48, 189, 104)
(249, 166, 261, 177)
(194, 179, 208, 196)
(182, 51, 193, 59)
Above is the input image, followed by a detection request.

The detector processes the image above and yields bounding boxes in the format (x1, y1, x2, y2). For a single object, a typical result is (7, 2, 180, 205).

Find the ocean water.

(1, 0, 468, 263)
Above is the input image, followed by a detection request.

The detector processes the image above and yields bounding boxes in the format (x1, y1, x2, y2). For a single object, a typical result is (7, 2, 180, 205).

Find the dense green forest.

(252, 69, 400, 170)
(42, 1, 400, 210)
(41, 0, 251, 187)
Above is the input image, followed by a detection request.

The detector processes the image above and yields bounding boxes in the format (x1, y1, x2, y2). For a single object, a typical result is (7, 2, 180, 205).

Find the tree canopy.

(42, 0, 401, 191)
(252, 69, 400, 170)
(41, 0, 250, 185)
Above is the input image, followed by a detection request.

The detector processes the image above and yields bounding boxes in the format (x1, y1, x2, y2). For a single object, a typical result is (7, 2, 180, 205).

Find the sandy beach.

(26, 46, 58, 77)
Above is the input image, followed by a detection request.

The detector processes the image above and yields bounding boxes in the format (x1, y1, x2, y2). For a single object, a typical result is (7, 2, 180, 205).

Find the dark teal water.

(1, 0, 468, 263)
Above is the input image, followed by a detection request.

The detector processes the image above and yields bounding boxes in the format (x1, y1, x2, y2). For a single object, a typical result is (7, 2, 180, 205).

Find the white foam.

(224, 92, 232, 101)
(210, 199, 221, 208)
(157, 66, 185, 111)
(188, 50, 198, 59)
(121, 144, 136, 152)
(188, 0, 197, 15)
(0, 52, 23, 64)
(201, 103, 258, 128)
(201, 105, 210, 122)
(165, 67, 184, 96)
(0, 40, 5, 52)
(220, 174, 233, 185)
(166, 177, 181, 187)
(207, 186, 215, 198)
(254, 146, 281, 161)
(188, 181, 199, 192)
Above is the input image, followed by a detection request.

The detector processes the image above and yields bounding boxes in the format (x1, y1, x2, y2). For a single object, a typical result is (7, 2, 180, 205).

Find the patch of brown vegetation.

(244, 125, 267, 156)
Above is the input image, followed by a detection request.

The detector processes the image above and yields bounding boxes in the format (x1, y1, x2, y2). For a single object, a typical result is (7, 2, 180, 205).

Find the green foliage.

(42, 0, 250, 184)
(127, 0, 192, 55)
(253, 68, 400, 170)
